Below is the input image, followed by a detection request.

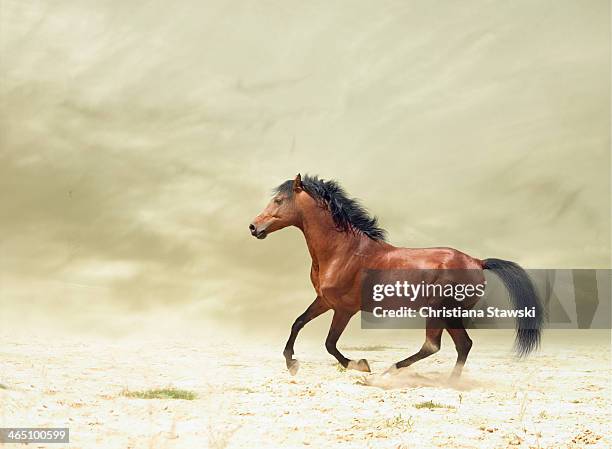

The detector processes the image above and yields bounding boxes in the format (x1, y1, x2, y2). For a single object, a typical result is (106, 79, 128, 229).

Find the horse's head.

(249, 174, 304, 239)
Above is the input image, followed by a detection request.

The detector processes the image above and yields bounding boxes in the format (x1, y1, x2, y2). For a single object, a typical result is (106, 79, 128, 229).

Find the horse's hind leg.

(283, 296, 329, 375)
(446, 319, 472, 378)
(394, 318, 443, 370)
(326, 310, 370, 372)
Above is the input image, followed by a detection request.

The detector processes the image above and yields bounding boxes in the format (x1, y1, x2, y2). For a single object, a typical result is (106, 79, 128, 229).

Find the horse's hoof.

(382, 363, 399, 376)
(448, 370, 463, 383)
(287, 359, 300, 376)
(447, 375, 460, 386)
(348, 359, 371, 372)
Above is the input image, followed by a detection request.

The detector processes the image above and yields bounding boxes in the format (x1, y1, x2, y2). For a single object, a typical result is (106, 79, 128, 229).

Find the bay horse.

(249, 174, 542, 378)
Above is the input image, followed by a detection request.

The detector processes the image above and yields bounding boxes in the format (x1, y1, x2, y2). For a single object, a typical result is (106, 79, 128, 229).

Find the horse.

(249, 174, 543, 378)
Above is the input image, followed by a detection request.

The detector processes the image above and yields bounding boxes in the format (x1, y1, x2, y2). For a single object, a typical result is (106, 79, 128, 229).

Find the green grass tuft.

(414, 400, 455, 410)
(122, 387, 197, 400)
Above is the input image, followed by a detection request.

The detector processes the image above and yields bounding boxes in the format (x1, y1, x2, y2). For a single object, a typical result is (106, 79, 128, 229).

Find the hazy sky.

(1, 0, 609, 332)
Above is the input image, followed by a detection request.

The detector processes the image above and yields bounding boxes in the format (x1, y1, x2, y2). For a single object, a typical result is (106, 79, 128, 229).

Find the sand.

(0, 329, 609, 449)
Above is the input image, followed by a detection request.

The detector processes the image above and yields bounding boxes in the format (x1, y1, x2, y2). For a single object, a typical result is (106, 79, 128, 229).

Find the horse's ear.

(293, 173, 303, 192)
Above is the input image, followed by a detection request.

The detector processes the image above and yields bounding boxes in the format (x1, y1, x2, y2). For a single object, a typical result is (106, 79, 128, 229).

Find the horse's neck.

(299, 209, 363, 266)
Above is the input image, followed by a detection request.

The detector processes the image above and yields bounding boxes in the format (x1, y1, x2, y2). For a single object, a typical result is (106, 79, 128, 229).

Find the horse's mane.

(275, 175, 387, 242)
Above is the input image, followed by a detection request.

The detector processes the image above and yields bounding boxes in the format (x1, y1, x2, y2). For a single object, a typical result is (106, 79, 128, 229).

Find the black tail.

(482, 258, 543, 356)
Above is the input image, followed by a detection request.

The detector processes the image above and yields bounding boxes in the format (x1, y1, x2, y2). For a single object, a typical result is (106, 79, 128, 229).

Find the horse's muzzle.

(249, 223, 267, 239)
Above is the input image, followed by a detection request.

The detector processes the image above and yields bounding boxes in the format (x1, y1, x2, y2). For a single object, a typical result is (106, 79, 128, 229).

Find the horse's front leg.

(283, 296, 329, 375)
(326, 310, 371, 372)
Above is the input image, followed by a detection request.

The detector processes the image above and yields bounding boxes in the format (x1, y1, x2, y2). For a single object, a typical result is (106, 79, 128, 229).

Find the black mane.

(275, 175, 387, 241)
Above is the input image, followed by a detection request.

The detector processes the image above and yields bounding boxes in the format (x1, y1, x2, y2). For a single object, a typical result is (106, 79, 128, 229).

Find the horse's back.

(377, 245, 483, 270)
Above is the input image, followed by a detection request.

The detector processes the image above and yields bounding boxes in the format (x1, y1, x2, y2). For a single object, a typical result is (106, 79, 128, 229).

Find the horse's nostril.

(249, 224, 256, 231)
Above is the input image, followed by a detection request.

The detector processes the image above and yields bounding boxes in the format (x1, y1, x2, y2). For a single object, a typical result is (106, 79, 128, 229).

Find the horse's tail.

(482, 258, 543, 357)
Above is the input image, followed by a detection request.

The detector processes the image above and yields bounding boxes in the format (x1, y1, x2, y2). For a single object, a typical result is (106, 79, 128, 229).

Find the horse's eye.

(274, 198, 283, 205)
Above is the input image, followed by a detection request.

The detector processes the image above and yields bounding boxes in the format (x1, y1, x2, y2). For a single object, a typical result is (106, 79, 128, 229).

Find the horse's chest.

(311, 265, 358, 301)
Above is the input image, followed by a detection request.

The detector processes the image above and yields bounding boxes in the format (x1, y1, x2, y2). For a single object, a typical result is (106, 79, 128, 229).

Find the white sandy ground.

(0, 329, 610, 449)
